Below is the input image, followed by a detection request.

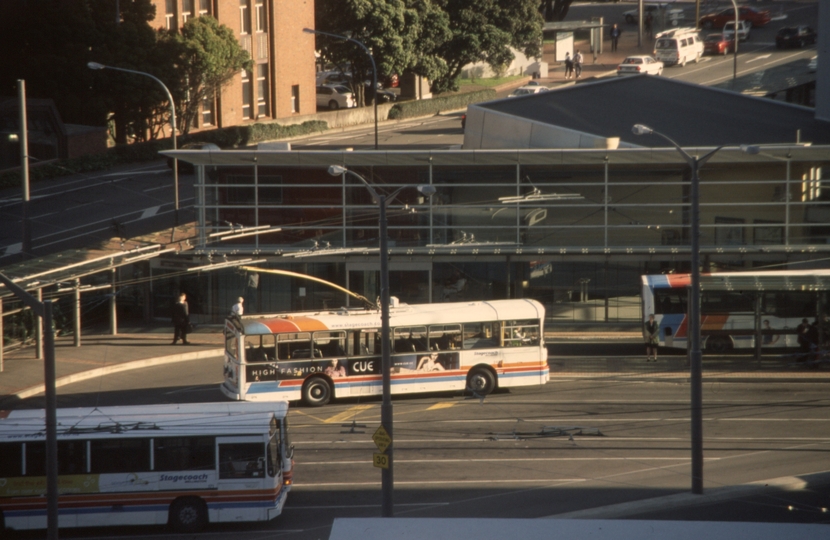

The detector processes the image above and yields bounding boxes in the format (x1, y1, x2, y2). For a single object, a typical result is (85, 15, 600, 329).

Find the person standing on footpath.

(573, 50, 584, 79)
(232, 296, 244, 316)
(645, 13, 653, 39)
(610, 24, 621, 52)
(564, 52, 573, 79)
(644, 313, 659, 362)
(172, 292, 191, 345)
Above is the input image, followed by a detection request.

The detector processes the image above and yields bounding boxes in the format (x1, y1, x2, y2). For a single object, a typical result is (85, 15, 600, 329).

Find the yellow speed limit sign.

(373, 453, 390, 469)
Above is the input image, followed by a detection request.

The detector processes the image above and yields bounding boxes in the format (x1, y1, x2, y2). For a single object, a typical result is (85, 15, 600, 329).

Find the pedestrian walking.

(644, 313, 659, 362)
(573, 50, 584, 79)
(232, 296, 244, 316)
(172, 292, 191, 345)
(564, 52, 573, 79)
(610, 24, 621, 52)
(645, 13, 653, 39)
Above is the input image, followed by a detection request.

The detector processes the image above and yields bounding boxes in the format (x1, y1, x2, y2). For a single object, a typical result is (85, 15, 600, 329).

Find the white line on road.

(293, 478, 587, 488)
(301, 457, 692, 465)
(140, 205, 161, 219)
(745, 54, 772, 63)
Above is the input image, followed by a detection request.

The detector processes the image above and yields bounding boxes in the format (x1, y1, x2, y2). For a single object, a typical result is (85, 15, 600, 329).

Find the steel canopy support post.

(44, 300, 58, 538)
(0, 272, 58, 539)
(379, 194, 394, 517)
(688, 155, 703, 495)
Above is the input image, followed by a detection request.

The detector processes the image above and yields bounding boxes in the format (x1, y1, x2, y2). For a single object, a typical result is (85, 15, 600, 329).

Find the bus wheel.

(303, 377, 332, 407)
(169, 497, 208, 533)
(706, 336, 732, 354)
(467, 367, 496, 396)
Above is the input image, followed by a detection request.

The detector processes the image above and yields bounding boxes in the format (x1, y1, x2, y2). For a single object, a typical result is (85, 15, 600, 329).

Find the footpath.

(1, 322, 828, 408)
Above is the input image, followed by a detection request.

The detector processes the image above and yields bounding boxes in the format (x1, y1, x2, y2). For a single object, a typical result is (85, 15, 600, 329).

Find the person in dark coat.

(172, 292, 190, 345)
(644, 313, 659, 362)
(610, 24, 621, 52)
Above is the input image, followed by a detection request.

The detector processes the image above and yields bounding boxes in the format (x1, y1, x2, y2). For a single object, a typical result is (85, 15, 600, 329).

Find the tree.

(0, 0, 161, 144)
(538, 0, 575, 22)
(157, 16, 252, 134)
(316, 0, 415, 107)
(429, 0, 543, 94)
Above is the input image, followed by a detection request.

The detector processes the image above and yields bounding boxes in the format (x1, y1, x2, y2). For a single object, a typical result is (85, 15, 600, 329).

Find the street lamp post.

(632, 124, 723, 495)
(303, 28, 378, 150)
(87, 62, 179, 224)
(327, 164, 434, 516)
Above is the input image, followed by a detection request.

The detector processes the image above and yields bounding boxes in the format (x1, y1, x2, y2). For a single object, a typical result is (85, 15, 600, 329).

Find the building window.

(182, 0, 194, 23)
(255, 0, 267, 32)
(199, 0, 210, 16)
(239, 0, 251, 34)
(165, 0, 177, 30)
(242, 69, 252, 120)
(256, 64, 269, 118)
(202, 95, 215, 126)
(291, 85, 300, 113)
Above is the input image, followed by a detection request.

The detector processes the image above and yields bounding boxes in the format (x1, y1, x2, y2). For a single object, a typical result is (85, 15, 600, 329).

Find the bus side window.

(219, 442, 265, 479)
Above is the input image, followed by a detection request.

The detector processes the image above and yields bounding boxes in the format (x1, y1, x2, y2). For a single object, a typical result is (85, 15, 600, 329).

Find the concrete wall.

(274, 102, 397, 130)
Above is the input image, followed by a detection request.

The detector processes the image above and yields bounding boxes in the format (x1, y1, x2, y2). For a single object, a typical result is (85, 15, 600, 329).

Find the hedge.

(0, 120, 329, 189)
(387, 89, 497, 120)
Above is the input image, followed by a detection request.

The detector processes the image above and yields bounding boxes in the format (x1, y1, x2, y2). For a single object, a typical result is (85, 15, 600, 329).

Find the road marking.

(301, 457, 693, 465)
(745, 54, 772, 63)
(0, 243, 22, 258)
(294, 478, 587, 488)
(140, 206, 161, 219)
(324, 404, 376, 424)
(427, 402, 456, 410)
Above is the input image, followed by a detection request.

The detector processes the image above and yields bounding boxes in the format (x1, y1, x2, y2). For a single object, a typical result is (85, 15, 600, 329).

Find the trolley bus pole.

(327, 165, 435, 516)
(632, 125, 723, 495)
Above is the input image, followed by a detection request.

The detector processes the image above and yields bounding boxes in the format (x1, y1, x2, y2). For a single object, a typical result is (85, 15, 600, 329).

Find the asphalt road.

(11, 347, 830, 539)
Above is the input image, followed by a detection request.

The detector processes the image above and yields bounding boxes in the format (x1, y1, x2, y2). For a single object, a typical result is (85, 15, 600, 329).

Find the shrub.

(387, 89, 497, 120)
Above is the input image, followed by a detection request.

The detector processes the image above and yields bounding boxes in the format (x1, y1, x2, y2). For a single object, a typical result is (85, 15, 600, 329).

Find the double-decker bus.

(221, 298, 548, 406)
(0, 402, 293, 533)
(642, 270, 830, 352)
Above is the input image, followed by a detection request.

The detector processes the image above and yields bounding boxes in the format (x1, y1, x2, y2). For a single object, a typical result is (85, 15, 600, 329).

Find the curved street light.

(327, 164, 434, 517)
(304, 28, 379, 150)
(87, 62, 180, 223)
(632, 124, 725, 496)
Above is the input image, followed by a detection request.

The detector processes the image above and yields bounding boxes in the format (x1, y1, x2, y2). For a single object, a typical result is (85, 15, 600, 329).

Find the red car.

(703, 33, 735, 55)
(699, 7, 771, 30)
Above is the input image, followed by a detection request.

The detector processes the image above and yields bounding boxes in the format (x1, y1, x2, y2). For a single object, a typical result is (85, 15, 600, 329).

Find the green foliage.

(539, 0, 576, 22)
(0, 0, 160, 143)
(456, 75, 525, 87)
(387, 89, 496, 120)
(430, 0, 544, 94)
(0, 121, 328, 189)
(158, 16, 253, 135)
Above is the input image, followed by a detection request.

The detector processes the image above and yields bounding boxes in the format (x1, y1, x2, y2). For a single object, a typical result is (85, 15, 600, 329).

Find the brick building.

(149, 0, 316, 131)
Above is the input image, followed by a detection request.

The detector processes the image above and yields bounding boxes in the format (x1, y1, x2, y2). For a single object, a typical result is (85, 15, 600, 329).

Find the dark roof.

(475, 76, 830, 147)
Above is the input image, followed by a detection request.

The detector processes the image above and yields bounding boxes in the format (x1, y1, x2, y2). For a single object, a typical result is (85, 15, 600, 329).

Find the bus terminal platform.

(1, 324, 829, 407)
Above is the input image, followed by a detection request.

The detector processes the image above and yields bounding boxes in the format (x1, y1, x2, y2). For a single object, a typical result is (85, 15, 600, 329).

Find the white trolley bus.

(222, 298, 548, 406)
(0, 402, 293, 532)
(642, 270, 830, 352)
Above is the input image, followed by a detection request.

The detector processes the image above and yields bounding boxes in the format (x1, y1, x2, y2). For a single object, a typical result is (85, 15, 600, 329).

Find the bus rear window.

(655, 38, 676, 49)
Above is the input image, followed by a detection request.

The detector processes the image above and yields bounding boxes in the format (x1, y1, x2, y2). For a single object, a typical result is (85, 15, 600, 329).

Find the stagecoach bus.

(222, 298, 548, 406)
(0, 402, 293, 533)
(642, 269, 830, 352)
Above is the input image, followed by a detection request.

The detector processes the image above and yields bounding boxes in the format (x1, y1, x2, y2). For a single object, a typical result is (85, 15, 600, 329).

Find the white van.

(653, 27, 704, 67)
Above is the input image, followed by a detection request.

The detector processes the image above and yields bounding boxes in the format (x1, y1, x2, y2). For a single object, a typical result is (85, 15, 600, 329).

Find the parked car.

(699, 6, 770, 30)
(381, 73, 399, 88)
(775, 26, 818, 49)
(703, 33, 735, 56)
(316, 85, 356, 110)
(315, 70, 350, 86)
(508, 85, 549, 97)
(616, 55, 664, 76)
(623, 3, 684, 25)
(722, 20, 750, 42)
(166, 142, 220, 174)
(363, 82, 397, 103)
